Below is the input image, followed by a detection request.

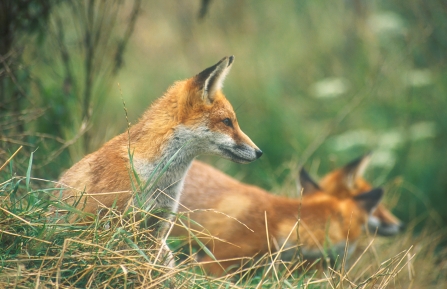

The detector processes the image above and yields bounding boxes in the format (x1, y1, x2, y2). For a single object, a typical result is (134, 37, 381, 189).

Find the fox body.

(320, 154, 404, 236)
(171, 161, 382, 275)
(56, 56, 262, 228)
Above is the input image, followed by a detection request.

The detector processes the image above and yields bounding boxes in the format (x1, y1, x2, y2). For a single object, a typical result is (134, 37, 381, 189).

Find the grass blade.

(26, 150, 35, 192)
(178, 218, 217, 263)
(117, 227, 151, 263)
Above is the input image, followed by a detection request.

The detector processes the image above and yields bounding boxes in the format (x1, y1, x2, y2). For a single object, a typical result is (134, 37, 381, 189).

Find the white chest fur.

(130, 126, 200, 215)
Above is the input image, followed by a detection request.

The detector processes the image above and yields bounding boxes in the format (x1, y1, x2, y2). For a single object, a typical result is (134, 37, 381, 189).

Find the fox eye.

(222, 118, 233, 128)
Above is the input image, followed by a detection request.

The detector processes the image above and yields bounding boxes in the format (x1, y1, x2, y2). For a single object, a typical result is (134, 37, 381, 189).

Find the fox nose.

(399, 222, 406, 231)
(255, 149, 263, 159)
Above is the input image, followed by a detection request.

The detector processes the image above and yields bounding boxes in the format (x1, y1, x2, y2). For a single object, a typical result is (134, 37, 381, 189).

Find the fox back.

(319, 154, 404, 236)
(55, 56, 262, 224)
(171, 161, 382, 275)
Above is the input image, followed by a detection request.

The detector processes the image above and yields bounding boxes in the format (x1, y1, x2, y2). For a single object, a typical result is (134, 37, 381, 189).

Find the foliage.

(1, 0, 141, 179)
(0, 0, 58, 174)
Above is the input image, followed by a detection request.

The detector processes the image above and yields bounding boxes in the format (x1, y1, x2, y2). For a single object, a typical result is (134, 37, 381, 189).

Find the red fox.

(319, 154, 404, 236)
(171, 161, 383, 275)
(55, 56, 262, 235)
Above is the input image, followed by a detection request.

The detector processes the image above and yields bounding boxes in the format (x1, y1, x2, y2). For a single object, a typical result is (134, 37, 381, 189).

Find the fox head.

(287, 169, 384, 260)
(168, 56, 262, 163)
(319, 154, 404, 236)
(299, 168, 384, 225)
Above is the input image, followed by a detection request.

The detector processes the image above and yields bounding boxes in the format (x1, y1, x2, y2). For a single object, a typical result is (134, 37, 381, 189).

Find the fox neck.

(132, 126, 198, 208)
(128, 88, 201, 217)
(124, 83, 214, 218)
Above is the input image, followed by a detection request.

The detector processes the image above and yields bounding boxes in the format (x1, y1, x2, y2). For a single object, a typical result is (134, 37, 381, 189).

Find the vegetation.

(1, 152, 446, 288)
(1, 0, 447, 288)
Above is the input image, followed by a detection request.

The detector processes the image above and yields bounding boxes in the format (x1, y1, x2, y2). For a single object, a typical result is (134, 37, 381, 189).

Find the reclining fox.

(171, 161, 384, 275)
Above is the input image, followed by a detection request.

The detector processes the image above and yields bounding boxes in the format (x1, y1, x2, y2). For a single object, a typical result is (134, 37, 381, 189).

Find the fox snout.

(216, 123, 262, 163)
(231, 130, 262, 163)
(219, 143, 263, 164)
(368, 217, 405, 236)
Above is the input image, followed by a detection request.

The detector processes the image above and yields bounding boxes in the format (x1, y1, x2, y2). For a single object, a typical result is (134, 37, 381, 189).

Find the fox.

(319, 154, 404, 236)
(55, 56, 262, 258)
(170, 161, 383, 275)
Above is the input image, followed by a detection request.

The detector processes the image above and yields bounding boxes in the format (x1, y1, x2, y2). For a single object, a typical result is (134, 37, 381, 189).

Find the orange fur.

(55, 56, 262, 228)
(320, 154, 403, 235)
(171, 161, 382, 275)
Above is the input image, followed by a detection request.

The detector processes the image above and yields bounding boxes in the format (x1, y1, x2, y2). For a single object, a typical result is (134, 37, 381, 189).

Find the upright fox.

(56, 56, 262, 230)
(171, 162, 383, 275)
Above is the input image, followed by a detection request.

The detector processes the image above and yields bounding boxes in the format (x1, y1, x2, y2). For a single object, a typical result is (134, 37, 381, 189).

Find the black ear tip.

(344, 152, 372, 171)
(344, 156, 363, 171)
(299, 167, 307, 178)
(399, 222, 406, 231)
(228, 55, 234, 66)
(369, 187, 384, 200)
(354, 187, 384, 201)
(299, 167, 310, 180)
(299, 167, 321, 191)
(375, 187, 384, 198)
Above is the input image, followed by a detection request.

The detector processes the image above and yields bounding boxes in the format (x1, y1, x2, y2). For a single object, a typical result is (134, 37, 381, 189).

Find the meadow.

(1, 0, 446, 287)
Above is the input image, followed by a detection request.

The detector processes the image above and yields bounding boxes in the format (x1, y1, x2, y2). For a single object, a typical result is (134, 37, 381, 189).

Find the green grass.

(1, 152, 446, 288)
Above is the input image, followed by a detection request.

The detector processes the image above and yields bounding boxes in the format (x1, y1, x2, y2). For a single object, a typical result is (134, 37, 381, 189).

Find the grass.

(1, 151, 446, 288)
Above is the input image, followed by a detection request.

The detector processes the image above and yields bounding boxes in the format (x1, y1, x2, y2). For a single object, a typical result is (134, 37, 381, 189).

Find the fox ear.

(342, 152, 372, 189)
(298, 168, 321, 195)
(354, 187, 383, 214)
(194, 56, 234, 104)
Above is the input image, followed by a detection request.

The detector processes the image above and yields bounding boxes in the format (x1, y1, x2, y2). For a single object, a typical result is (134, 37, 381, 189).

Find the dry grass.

(1, 154, 445, 288)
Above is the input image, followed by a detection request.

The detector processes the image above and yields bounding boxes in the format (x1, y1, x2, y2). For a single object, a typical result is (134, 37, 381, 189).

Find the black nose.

(399, 222, 406, 231)
(255, 149, 263, 159)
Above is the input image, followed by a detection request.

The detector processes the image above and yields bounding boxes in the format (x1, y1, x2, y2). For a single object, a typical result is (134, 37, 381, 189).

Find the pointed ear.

(298, 168, 321, 195)
(194, 56, 234, 104)
(354, 187, 383, 214)
(342, 152, 372, 188)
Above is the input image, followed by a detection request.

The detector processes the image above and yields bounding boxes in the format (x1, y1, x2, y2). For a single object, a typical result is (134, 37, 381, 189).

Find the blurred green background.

(1, 0, 446, 235)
